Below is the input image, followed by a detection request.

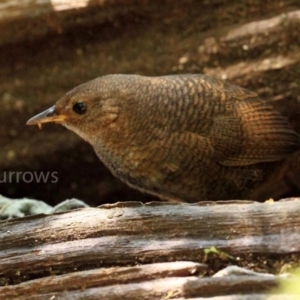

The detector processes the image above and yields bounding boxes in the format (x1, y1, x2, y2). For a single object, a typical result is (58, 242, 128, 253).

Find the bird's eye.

(73, 102, 87, 115)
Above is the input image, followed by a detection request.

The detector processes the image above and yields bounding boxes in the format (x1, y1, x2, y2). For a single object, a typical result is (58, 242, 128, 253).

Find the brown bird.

(27, 74, 300, 201)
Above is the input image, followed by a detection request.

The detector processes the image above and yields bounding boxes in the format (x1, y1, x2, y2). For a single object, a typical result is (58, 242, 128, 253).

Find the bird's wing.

(147, 75, 299, 168)
(208, 97, 299, 166)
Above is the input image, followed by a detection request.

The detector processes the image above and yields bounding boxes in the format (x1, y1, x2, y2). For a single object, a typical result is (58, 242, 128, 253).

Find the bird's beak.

(26, 106, 67, 129)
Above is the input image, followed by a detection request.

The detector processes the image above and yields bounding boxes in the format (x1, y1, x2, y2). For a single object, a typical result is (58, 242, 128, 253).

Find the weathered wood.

(20, 276, 279, 300)
(2, 269, 294, 300)
(0, 199, 300, 283)
(0, 261, 207, 299)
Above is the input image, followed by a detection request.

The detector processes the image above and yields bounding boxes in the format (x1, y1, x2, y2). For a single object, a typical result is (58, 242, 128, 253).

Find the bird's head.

(27, 77, 125, 143)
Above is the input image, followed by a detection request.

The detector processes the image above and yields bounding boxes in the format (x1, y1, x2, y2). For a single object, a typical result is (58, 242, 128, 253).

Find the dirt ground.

(0, 0, 300, 207)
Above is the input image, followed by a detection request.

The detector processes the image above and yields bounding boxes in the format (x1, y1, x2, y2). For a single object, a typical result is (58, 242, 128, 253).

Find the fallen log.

(0, 199, 300, 298)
